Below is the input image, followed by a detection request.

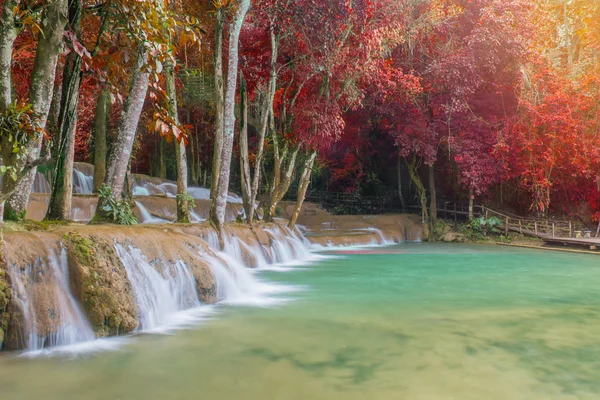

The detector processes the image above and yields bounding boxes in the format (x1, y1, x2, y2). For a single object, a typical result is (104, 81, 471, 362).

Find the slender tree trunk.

(468, 188, 474, 220)
(289, 151, 316, 228)
(248, 27, 279, 223)
(397, 154, 406, 212)
(46, 0, 83, 220)
(166, 61, 190, 223)
(210, 0, 250, 240)
(238, 72, 252, 223)
(94, 45, 149, 219)
(0, 0, 18, 223)
(93, 89, 109, 192)
(407, 156, 429, 238)
(210, 7, 225, 199)
(0, 0, 16, 112)
(266, 146, 299, 222)
(4, 0, 68, 220)
(158, 138, 167, 179)
(428, 164, 437, 222)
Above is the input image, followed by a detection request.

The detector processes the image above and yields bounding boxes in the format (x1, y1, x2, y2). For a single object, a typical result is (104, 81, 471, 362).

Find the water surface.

(1, 243, 599, 400)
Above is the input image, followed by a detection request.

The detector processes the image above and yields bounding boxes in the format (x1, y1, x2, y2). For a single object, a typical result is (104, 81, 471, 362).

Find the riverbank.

(0, 213, 421, 352)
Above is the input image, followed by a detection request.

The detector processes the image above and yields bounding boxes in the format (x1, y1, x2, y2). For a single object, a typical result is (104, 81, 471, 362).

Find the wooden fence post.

(454, 203, 457, 223)
(552, 222, 555, 238)
(569, 222, 572, 238)
(519, 220, 522, 234)
(505, 217, 509, 236)
(534, 222, 538, 236)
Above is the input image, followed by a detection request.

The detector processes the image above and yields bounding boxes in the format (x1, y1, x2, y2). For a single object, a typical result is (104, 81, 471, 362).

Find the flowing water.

(115, 245, 203, 331)
(8, 248, 95, 352)
(1, 243, 600, 400)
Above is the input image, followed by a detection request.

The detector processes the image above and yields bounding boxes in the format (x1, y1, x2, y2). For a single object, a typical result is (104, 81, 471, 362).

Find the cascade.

(8, 248, 95, 351)
(115, 244, 202, 331)
(31, 172, 51, 193)
(359, 228, 394, 245)
(73, 169, 94, 194)
(135, 201, 170, 224)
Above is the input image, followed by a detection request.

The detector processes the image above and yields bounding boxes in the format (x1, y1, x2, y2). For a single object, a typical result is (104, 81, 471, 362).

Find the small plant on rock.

(97, 185, 138, 225)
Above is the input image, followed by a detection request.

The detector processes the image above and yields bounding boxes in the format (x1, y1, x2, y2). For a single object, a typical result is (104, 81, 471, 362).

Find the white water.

(73, 169, 94, 194)
(135, 201, 170, 224)
(11, 225, 356, 355)
(8, 248, 95, 351)
(203, 250, 296, 307)
(115, 245, 204, 332)
(31, 172, 51, 193)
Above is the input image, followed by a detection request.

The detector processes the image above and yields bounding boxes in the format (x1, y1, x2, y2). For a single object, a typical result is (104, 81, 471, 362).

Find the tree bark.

(248, 26, 278, 223)
(3, 0, 68, 219)
(0, 0, 17, 113)
(166, 61, 190, 223)
(397, 154, 406, 212)
(210, 7, 225, 199)
(94, 45, 149, 219)
(158, 138, 167, 179)
(468, 188, 474, 220)
(288, 151, 316, 228)
(0, 0, 18, 222)
(238, 72, 252, 223)
(408, 156, 429, 239)
(265, 146, 299, 222)
(46, 0, 83, 220)
(428, 164, 437, 223)
(93, 89, 109, 192)
(210, 0, 250, 240)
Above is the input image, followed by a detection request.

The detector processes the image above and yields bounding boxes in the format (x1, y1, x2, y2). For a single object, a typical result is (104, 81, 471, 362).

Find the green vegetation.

(97, 185, 138, 225)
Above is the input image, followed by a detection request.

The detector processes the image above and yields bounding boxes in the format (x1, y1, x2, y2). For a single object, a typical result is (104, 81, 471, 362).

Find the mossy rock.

(63, 233, 138, 337)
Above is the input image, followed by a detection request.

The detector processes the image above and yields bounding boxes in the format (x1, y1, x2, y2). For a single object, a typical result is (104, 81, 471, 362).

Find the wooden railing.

(482, 207, 587, 238)
(300, 191, 589, 239)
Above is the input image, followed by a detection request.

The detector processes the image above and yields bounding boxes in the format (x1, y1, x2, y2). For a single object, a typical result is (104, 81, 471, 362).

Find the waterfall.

(263, 226, 314, 265)
(204, 250, 293, 306)
(359, 228, 394, 245)
(115, 244, 202, 331)
(73, 169, 94, 194)
(31, 172, 51, 193)
(135, 201, 170, 224)
(8, 248, 95, 351)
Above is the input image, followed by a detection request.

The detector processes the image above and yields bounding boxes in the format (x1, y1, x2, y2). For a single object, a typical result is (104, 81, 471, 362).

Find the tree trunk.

(469, 188, 474, 220)
(288, 151, 316, 228)
(397, 154, 406, 212)
(46, 0, 83, 220)
(3, 0, 68, 220)
(0, 0, 16, 113)
(428, 164, 437, 223)
(158, 138, 167, 179)
(238, 72, 252, 223)
(248, 27, 279, 223)
(0, 0, 18, 223)
(166, 61, 190, 223)
(210, 7, 225, 199)
(265, 146, 299, 222)
(408, 156, 429, 239)
(210, 0, 250, 240)
(94, 45, 149, 219)
(93, 89, 109, 192)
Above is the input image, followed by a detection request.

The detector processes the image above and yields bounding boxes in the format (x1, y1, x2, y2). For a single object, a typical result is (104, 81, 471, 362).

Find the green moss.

(4, 208, 25, 222)
(65, 233, 95, 266)
(22, 219, 69, 231)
